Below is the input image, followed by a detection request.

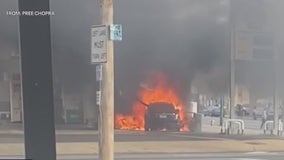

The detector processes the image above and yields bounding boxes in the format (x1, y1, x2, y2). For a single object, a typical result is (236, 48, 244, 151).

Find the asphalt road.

(2, 152, 284, 160)
(0, 130, 283, 143)
(0, 131, 218, 143)
(58, 152, 284, 160)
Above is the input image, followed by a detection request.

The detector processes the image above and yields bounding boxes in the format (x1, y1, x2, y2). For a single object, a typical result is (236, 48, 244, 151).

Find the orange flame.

(115, 73, 189, 131)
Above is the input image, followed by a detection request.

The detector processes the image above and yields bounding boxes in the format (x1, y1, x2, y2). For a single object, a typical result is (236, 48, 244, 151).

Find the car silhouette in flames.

(144, 102, 180, 132)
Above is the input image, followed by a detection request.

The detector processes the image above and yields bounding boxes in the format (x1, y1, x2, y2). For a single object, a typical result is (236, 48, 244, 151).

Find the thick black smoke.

(114, 0, 229, 113)
(1, 0, 283, 112)
(50, 0, 101, 91)
(0, 0, 233, 114)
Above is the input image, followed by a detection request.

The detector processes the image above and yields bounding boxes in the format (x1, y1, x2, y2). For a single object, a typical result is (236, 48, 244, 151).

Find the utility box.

(190, 113, 203, 133)
(188, 101, 198, 118)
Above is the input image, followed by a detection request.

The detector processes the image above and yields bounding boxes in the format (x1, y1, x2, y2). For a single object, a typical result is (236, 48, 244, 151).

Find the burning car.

(115, 72, 189, 131)
(144, 102, 180, 131)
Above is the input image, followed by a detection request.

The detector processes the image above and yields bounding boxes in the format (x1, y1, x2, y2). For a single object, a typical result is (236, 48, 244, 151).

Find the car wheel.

(145, 123, 151, 131)
(145, 127, 151, 131)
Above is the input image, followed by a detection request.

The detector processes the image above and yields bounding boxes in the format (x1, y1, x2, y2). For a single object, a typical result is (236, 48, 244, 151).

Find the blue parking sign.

(110, 24, 122, 41)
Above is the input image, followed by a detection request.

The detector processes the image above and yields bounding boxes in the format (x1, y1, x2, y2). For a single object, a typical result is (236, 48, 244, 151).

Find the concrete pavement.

(57, 152, 284, 160)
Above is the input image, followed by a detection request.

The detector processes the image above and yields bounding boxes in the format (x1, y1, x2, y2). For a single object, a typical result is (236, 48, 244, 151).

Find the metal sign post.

(96, 64, 103, 106)
(91, 24, 108, 159)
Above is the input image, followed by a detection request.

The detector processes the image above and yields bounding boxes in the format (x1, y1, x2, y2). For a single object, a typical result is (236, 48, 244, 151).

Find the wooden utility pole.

(99, 0, 114, 160)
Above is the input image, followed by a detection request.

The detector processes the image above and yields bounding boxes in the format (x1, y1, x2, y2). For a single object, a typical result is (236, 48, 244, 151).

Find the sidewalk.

(202, 124, 265, 135)
(1, 140, 284, 156)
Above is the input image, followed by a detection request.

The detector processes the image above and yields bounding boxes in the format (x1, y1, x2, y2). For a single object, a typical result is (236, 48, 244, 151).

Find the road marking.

(56, 153, 284, 160)
(229, 159, 263, 160)
(230, 159, 266, 160)
(244, 152, 279, 155)
(57, 155, 268, 160)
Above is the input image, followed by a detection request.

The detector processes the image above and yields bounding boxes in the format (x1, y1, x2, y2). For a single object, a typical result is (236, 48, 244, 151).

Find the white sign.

(91, 25, 107, 63)
(110, 24, 122, 41)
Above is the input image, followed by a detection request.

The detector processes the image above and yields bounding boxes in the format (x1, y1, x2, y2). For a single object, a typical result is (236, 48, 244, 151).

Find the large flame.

(115, 73, 189, 131)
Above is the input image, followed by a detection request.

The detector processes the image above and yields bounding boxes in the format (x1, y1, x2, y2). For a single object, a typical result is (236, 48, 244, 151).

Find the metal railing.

(221, 119, 245, 135)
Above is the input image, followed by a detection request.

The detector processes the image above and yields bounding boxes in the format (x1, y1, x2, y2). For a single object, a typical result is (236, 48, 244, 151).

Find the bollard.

(278, 120, 283, 136)
(263, 121, 274, 135)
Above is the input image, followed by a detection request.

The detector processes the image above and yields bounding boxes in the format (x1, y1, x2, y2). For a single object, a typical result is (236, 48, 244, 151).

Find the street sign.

(110, 24, 122, 41)
(91, 25, 107, 64)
